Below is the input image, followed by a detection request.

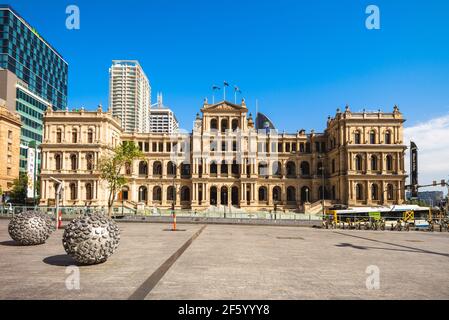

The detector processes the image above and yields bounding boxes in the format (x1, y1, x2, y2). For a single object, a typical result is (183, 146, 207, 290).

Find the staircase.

(304, 200, 334, 215)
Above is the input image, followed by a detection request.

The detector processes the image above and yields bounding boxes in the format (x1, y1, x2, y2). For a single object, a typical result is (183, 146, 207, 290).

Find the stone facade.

(0, 101, 21, 192)
(39, 101, 407, 211)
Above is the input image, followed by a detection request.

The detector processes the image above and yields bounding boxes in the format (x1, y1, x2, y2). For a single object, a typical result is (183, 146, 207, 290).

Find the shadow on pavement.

(0, 240, 21, 246)
(43, 254, 81, 267)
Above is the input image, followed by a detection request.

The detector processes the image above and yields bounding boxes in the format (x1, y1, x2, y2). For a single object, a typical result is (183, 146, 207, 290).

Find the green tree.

(9, 173, 28, 204)
(98, 142, 143, 216)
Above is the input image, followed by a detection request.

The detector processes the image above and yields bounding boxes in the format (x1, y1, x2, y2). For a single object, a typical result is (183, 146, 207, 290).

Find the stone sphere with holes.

(8, 211, 55, 245)
(62, 213, 120, 265)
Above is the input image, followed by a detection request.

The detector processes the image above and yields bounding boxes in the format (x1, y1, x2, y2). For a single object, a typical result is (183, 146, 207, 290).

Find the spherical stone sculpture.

(62, 213, 120, 265)
(8, 211, 55, 245)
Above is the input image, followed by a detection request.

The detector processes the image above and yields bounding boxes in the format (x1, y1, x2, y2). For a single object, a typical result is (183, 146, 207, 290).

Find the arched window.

(210, 161, 217, 176)
(86, 153, 93, 171)
(370, 130, 376, 144)
(85, 183, 93, 200)
(272, 161, 281, 177)
(371, 184, 379, 201)
(258, 187, 267, 202)
(139, 161, 148, 175)
(231, 119, 239, 131)
(387, 184, 394, 200)
(121, 186, 129, 201)
(286, 161, 296, 177)
(153, 186, 162, 201)
(181, 162, 191, 177)
(385, 131, 392, 144)
(371, 155, 378, 171)
(55, 154, 62, 171)
(210, 119, 218, 130)
(355, 155, 363, 171)
(258, 162, 268, 177)
(138, 186, 148, 202)
(301, 186, 310, 203)
(354, 131, 361, 144)
(70, 154, 77, 171)
(69, 183, 77, 200)
(220, 160, 228, 175)
(331, 185, 336, 200)
(273, 186, 281, 203)
(167, 161, 176, 176)
(153, 161, 162, 176)
(72, 128, 78, 143)
(56, 129, 62, 143)
(87, 129, 94, 143)
(167, 186, 176, 203)
(210, 186, 217, 205)
(386, 155, 393, 171)
(221, 119, 228, 133)
(181, 186, 190, 202)
(287, 186, 296, 202)
(232, 160, 240, 176)
(300, 161, 310, 176)
(317, 162, 324, 176)
(356, 184, 364, 201)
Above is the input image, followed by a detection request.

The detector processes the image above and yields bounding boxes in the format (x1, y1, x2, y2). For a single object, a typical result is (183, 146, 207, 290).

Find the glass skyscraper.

(0, 4, 68, 172)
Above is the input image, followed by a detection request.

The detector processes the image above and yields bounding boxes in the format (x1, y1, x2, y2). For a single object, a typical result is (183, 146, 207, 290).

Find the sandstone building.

(39, 101, 407, 212)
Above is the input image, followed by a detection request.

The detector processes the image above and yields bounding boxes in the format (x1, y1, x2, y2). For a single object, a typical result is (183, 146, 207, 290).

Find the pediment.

(201, 101, 246, 113)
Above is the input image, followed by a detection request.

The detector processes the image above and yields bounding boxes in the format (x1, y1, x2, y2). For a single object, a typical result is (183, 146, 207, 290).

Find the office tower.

(149, 93, 179, 133)
(0, 5, 68, 173)
(109, 60, 151, 133)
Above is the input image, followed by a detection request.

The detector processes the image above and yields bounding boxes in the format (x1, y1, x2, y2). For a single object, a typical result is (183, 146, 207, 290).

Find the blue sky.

(5, 0, 449, 187)
(7, 0, 449, 133)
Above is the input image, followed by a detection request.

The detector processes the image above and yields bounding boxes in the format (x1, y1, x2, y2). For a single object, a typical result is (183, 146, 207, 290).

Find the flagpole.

(223, 83, 226, 101)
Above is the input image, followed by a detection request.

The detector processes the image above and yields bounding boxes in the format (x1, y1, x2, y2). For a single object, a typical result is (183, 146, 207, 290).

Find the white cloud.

(404, 114, 449, 192)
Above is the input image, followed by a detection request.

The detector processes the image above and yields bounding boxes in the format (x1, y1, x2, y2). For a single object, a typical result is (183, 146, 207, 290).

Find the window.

(55, 154, 62, 171)
(86, 154, 93, 171)
(70, 183, 77, 200)
(287, 187, 296, 202)
(139, 161, 148, 175)
(56, 129, 62, 143)
(386, 155, 393, 171)
(387, 184, 394, 200)
(371, 155, 378, 171)
(370, 130, 376, 144)
(181, 186, 190, 202)
(355, 155, 363, 171)
(87, 129, 93, 143)
(332, 159, 336, 174)
(231, 119, 239, 131)
(221, 160, 228, 175)
(286, 162, 296, 177)
(72, 129, 77, 143)
(354, 131, 361, 144)
(153, 187, 162, 201)
(153, 161, 162, 176)
(70, 154, 77, 171)
(300, 161, 310, 176)
(317, 162, 324, 176)
(258, 162, 268, 177)
(272, 161, 281, 176)
(371, 184, 379, 200)
(385, 131, 392, 144)
(210, 119, 218, 130)
(258, 187, 267, 202)
(85, 183, 93, 200)
(8, 130, 12, 139)
(167, 162, 176, 176)
(210, 162, 217, 175)
(221, 119, 228, 133)
(356, 184, 364, 201)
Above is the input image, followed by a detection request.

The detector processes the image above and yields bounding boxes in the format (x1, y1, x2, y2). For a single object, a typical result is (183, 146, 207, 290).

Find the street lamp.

(50, 176, 63, 230)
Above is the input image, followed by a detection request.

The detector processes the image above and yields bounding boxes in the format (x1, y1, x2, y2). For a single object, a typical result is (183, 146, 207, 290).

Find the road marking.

(128, 225, 207, 300)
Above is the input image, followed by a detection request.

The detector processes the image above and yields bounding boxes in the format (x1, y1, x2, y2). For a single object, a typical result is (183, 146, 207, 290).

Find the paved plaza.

(0, 219, 448, 300)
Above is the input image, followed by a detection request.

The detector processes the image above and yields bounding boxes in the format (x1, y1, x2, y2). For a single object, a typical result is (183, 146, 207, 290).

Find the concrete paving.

(0, 219, 448, 300)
